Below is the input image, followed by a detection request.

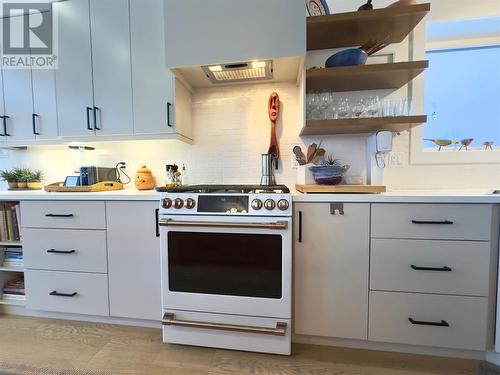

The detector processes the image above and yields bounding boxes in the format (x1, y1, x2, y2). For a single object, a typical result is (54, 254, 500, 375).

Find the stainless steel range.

(158, 185, 292, 355)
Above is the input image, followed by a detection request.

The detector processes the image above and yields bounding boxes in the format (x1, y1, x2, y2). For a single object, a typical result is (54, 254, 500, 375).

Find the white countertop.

(0, 188, 498, 204)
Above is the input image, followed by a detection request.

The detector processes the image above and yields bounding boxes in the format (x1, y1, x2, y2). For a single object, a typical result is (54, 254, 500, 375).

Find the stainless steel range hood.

(202, 60, 273, 84)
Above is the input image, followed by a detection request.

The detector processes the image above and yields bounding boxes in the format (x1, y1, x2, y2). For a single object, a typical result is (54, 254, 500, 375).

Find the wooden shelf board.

(307, 3, 431, 50)
(296, 184, 386, 194)
(0, 298, 26, 306)
(301, 115, 427, 136)
(307, 61, 428, 92)
(0, 242, 22, 247)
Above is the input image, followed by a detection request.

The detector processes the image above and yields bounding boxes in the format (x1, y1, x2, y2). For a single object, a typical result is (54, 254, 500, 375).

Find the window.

(423, 45, 500, 152)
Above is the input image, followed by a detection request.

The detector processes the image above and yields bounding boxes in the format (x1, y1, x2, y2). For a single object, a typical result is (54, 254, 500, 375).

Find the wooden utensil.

(267, 93, 280, 167)
(306, 143, 317, 164)
(293, 146, 307, 165)
(311, 148, 326, 165)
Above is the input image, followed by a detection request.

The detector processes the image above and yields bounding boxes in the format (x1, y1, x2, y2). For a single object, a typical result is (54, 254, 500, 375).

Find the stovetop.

(156, 184, 290, 194)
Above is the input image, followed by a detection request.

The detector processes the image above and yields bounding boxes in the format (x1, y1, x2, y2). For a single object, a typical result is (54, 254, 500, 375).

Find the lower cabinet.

(294, 203, 370, 340)
(106, 201, 161, 321)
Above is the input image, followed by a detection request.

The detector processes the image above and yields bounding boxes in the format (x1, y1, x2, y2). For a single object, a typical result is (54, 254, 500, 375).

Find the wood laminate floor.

(0, 315, 482, 375)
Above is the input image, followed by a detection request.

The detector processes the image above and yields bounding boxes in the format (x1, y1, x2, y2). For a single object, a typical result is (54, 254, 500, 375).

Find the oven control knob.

(264, 199, 276, 210)
(174, 198, 184, 209)
(185, 198, 196, 209)
(162, 198, 172, 209)
(251, 199, 263, 210)
(277, 199, 290, 211)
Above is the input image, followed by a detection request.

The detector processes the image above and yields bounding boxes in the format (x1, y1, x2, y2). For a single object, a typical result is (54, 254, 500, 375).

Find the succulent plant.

(323, 154, 342, 167)
(27, 170, 43, 182)
(13, 167, 32, 182)
(0, 169, 17, 182)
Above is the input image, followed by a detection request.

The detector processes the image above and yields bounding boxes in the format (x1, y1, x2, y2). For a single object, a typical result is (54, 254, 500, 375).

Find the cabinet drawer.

(21, 201, 106, 229)
(370, 239, 490, 296)
(369, 291, 488, 350)
(25, 270, 109, 316)
(371, 204, 492, 240)
(23, 228, 107, 273)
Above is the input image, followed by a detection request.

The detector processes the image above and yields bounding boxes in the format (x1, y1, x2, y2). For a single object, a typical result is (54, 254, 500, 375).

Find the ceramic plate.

(306, 0, 330, 16)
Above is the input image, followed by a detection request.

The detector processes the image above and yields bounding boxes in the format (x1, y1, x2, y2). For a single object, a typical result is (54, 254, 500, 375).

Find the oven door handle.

(162, 313, 287, 336)
(159, 219, 288, 230)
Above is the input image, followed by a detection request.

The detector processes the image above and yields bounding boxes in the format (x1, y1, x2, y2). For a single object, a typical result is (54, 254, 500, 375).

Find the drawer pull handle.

(49, 291, 78, 297)
(411, 265, 452, 272)
(411, 220, 454, 225)
(409, 318, 449, 327)
(162, 313, 287, 336)
(45, 214, 74, 218)
(46, 249, 76, 255)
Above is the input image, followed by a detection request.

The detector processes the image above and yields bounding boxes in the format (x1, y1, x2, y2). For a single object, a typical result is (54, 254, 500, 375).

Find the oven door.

(160, 215, 291, 319)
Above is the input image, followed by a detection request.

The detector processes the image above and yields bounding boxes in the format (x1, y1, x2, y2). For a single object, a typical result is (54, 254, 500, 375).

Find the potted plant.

(14, 167, 31, 189)
(0, 169, 18, 189)
(27, 170, 43, 190)
(309, 154, 350, 185)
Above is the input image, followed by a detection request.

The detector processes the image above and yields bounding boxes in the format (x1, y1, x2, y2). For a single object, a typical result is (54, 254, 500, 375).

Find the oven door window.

(168, 231, 282, 299)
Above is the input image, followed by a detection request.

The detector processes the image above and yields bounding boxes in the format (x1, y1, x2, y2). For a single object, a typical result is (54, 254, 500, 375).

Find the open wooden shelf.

(307, 3, 431, 50)
(0, 241, 22, 247)
(307, 61, 428, 93)
(301, 115, 427, 136)
(0, 298, 26, 307)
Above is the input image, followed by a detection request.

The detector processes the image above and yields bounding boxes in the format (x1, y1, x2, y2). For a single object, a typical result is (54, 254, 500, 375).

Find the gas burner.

(157, 184, 290, 194)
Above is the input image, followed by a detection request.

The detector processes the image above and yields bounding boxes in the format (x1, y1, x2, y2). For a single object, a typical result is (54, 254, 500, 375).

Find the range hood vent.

(202, 60, 273, 84)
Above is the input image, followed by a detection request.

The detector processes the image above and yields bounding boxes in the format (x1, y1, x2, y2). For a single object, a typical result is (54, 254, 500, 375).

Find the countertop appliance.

(158, 185, 292, 355)
(79, 166, 117, 186)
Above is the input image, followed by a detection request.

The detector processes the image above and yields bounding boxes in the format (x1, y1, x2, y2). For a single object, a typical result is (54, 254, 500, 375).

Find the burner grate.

(156, 185, 290, 194)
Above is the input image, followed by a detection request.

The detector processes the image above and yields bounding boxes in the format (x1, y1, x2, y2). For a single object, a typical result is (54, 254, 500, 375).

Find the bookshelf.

(0, 200, 25, 307)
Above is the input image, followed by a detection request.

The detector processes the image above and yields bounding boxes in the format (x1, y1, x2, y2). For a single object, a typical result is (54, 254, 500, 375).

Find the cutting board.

(296, 184, 386, 194)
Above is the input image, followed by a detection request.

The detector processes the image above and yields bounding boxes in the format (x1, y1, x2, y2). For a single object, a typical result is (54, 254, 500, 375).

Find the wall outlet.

(388, 152, 405, 168)
(0, 149, 9, 159)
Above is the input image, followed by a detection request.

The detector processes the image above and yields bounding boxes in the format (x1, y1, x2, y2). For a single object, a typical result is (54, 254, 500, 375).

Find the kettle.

(260, 154, 277, 186)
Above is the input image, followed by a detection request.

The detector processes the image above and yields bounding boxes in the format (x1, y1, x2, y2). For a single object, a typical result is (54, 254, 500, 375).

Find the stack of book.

(2, 277, 25, 301)
(2, 249, 23, 268)
(0, 203, 21, 242)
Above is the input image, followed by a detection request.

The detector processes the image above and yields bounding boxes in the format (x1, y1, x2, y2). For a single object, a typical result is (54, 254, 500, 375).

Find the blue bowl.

(309, 165, 350, 185)
(325, 49, 368, 68)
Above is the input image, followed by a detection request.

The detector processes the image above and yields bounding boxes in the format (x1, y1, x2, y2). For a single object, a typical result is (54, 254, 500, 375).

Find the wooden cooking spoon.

(267, 92, 280, 167)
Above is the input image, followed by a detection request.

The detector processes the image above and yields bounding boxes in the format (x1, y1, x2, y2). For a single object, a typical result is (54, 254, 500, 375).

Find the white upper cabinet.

(54, 0, 95, 137)
(130, 0, 175, 134)
(90, 0, 133, 136)
(164, 0, 306, 68)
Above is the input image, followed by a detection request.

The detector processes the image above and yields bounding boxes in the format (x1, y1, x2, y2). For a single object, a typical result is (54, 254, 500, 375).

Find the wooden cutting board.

(296, 184, 386, 194)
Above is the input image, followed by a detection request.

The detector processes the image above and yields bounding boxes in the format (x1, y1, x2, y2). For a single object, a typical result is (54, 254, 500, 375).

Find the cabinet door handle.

(47, 249, 76, 254)
(3, 115, 10, 136)
(167, 102, 173, 127)
(45, 213, 74, 218)
(86, 107, 93, 131)
(155, 208, 160, 237)
(408, 317, 449, 327)
(32, 113, 40, 135)
(93, 106, 100, 130)
(298, 211, 303, 243)
(411, 220, 454, 225)
(411, 265, 452, 272)
(49, 291, 78, 297)
(0, 116, 4, 136)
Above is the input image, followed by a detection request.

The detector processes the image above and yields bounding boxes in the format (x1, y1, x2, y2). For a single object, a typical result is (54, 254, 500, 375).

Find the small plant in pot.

(27, 170, 43, 190)
(13, 167, 31, 189)
(0, 169, 18, 189)
(309, 154, 350, 185)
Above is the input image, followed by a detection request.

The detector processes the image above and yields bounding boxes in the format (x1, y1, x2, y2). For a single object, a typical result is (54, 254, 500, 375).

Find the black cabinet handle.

(411, 220, 454, 225)
(32, 113, 40, 135)
(3, 115, 10, 136)
(47, 249, 76, 254)
(167, 102, 173, 127)
(411, 265, 452, 272)
(49, 291, 77, 297)
(155, 208, 160, 237)
(409, 318, 449, 327)
(298, 211, 303, 243)
(93, 106, 100, 130)
(45, 213, 74, 218)
(0, 116, 4, 136)
(86, 106, 93, 131)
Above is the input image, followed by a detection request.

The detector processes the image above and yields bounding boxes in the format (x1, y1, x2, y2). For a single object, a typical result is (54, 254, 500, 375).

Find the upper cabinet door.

(130, 0, 175, 134)
(89, 0, 133, 136)
(2, 15, 35, 142)
(54, 0, 95, 137)
(31, 10, 58, 140)
(164, 0, 306, 68)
